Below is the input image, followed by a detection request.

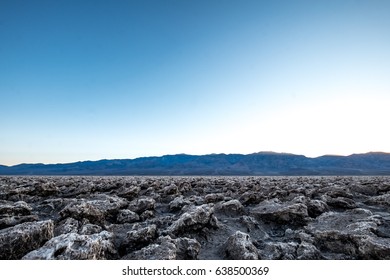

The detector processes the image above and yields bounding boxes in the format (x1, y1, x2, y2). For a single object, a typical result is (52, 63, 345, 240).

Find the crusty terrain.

(1, 176, 389, 259)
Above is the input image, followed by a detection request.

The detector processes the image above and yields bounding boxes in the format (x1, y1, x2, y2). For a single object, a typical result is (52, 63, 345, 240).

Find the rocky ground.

(1, 176, 390, 260)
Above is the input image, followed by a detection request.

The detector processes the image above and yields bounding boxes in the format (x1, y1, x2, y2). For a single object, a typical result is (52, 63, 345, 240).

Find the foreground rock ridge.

(1, 176, 390, 260)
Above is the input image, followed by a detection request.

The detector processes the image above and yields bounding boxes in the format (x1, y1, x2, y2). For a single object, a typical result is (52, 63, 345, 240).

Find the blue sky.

(1, 0, 390, 165)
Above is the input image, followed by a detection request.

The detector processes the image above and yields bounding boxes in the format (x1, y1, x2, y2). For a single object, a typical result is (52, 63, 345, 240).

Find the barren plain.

(1, 176, 390, 260)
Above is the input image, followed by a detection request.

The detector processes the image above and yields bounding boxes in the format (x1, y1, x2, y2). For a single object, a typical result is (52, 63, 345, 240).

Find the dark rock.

(0, 220, 54, 259)
(80, 223, 102, 235)
(59, 195, 128, 225)
(54, 217, 79, 235)
(354, 235, 390, 259)
(35, 198, 77, 220)
(377, 183, 390, 193)
(258, 241, 298, 260)
(223, 231, 258, 260)
(120, 224, 157, 254)
(128, 198, 155, 214)
(163, 184, 179, 195)
(178, 181, 192, 193)
(205, 193, 224, 203)
(352, 183, 378, 196)
(117, 209, 140, 224)
(174, 237, 201, 260)
(167, 204, 218, 235)
(251, 200, 309, 226)
(306, 209, 388, 259)
(239, 215, 261, 233)
(140, 210, 154, 221)
(122, 236, 177, 260)
(297, 242, 323, 260)
(238, 191, 263, 205)
(324, 195, 357, 209)
(0, 200, 32, 216)
(0, 215, 38, 230)
(23, 231, 116, 260)
(33, 183, 59, 197)
(217, 199, 245, 216)
(60, 201, 105, 225)
(306, 199, 329, 218)
(117, 185, 140, 200)
(325, 188, 353, 199)
(169, 195, 189, 211)
(366, 194, 390, 207)
(122, 235, 201, 260)
(127, 224, 157, 245)
(0, 200, 36, 229)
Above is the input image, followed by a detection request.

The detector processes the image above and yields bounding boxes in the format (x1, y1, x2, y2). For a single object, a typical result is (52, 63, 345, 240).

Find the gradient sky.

(1, 0, 390, 166)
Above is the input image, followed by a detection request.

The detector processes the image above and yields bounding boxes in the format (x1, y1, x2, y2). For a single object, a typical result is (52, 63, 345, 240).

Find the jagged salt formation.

(0, 176, 389, 259)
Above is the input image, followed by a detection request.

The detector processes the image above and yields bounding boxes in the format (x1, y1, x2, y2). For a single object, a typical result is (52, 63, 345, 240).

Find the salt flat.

(1, 176, 389, 259)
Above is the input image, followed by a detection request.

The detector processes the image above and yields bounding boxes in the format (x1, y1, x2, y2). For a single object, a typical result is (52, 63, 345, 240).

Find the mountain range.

(1, 152, 390, 175)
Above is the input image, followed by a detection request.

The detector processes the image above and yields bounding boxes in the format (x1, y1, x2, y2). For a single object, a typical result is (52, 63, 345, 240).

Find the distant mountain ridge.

(1, 152, 390, 175)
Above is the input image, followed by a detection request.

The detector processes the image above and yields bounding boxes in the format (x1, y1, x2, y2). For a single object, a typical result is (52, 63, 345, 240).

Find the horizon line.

(1, 150, 389, 167)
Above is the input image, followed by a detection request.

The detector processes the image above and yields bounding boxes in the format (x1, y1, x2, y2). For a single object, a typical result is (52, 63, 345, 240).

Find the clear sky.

(1, 0, 390, 166)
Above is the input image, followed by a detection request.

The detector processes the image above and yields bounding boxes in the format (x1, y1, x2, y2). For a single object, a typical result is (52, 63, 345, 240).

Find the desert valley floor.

(1, 176, 390, 260)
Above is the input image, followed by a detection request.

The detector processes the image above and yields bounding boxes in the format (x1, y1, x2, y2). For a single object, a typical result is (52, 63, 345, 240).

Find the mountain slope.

(1, 152, 390, 175)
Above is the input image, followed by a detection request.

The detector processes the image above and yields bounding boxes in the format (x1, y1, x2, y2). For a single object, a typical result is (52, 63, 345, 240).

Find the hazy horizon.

(1, 0, 390, 166)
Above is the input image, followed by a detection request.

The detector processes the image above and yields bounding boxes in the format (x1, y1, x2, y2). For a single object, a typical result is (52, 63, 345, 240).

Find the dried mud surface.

(1, 176, 390, 260)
